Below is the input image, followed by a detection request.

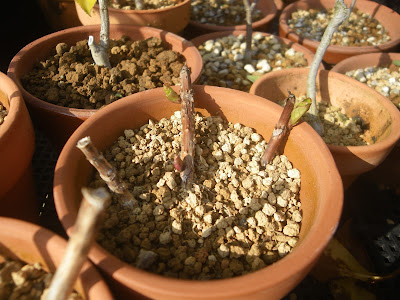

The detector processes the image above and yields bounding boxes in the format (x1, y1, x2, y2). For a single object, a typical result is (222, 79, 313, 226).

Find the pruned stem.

(76, 136, 137, 208)
(306, 0, 350, 135)
(179, 64, 195, 189)
(88, 0, 111, 68)
(44, 187, 111, 300)
(261, 93, 295, 166)
(243, 0, 258, 63)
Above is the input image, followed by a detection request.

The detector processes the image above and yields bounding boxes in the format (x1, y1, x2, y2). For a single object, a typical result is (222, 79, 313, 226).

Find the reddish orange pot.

(0, 217, 114, 300)
(75, 0, 191, 34)
(187, 0, 278, 37)
(279, 0, 400, 64)
(250, 68, 400, 189)
(54, 85, 343, 300)
(0, 72, 38, 224)
(8, 24, 202, 150)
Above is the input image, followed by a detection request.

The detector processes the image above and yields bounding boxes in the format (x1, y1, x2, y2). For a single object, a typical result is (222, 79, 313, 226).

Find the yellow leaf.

(75, 0, 97, 16)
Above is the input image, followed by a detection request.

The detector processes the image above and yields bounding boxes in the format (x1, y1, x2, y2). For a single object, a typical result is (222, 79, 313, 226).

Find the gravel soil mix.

(0, 256, 82, 300)
(89, 111, 303, 280)
(0, 104, 7, 126)
(288, 8, 391, 46)
(109, 0, 180, 10)
(21, 36, 185, 109)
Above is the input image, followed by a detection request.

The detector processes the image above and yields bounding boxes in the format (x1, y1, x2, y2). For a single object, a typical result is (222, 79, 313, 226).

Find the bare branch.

(88, 0, 111, 68)
(76, 136, 137, 208)
(261, 93, 295, 166)
(44, 187, 111, 300)
(243, 0, 259, 63)
(179, 65, 195, 189)
(306, 0, 350, 135)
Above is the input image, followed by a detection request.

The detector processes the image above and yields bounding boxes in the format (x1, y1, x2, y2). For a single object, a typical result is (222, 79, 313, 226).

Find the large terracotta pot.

(249, 68, 400, 189)
(53, 85, 343, 300)
(75, 0, 191, 34)
(279, 0, 400, 65)
(7, 24, 202, 150)
(0, 72, 38, 224)
(0, 217, 114, 300)
(187, 0, 278, 38)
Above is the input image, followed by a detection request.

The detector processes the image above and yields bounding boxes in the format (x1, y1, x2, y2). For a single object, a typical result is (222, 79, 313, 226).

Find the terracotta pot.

(0, 217, 114, 300)
(249, 67, 400, 189)
(53, 85, 343, 300)
(0, 71, 38, 224)
(7, 24, 202, 150)
(279, 0, 400, 65)
(190, 30, 325, 72)
(37, 0, 81, 31)
(187, 0, 278, 37)
(75, 0, 191, 34)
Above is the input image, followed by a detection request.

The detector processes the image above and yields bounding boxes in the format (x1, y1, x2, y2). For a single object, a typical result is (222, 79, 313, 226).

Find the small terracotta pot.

(187, 0, 278, 37)
(0, 217, 114, 300)
(0, 72, 38, 224)
(7, 24, 202, 150)
(75, 0, 191, 34)
(279, 0, 400, 64)
(249, 68, 400, 189)
(53, 85, 343, 300)
(190, 30, 325, 71)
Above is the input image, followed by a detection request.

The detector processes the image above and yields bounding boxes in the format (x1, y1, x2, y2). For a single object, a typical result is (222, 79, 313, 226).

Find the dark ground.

(1, 0, 400, 299)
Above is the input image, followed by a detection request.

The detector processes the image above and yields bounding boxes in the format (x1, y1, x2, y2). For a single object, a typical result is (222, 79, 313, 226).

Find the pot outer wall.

(53, 85, 343, 300)
(75, 0, 191, 34)
(0, 217, 114, 300)
(0, 72, 38, 224)
(7, 24, 203, 151)
(250, 68, 400, 189)
(186, 0, 278, 38)
(279, 0, 400, 64)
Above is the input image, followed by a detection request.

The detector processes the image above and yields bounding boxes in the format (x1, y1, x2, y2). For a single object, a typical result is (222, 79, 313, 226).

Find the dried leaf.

(290, 97, 311, 126)
(163, 85, 181, 103)
(75, 0, 97, 16)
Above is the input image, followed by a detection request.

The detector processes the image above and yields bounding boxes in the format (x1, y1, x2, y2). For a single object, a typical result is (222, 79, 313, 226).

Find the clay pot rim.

(0, 72, 24, 138)
(250, 67, 400, 154)
(54, 85, 343, 298)
(279, 0, 400, 54)
(0, 216, 114, 300)
(90, 0, 190, 14)
(189, 29, 325, 70)
(331, 52, 400, 74)
(7, 24, 202, 117)
(188, 0, 278, 31)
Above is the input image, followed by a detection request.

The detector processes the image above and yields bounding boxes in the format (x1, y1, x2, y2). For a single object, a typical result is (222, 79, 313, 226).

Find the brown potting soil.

(21, 36, 185, 109)
(90, 111, 303, 280)
(0, 255, 83, 300)
(0, 103, 7, 126)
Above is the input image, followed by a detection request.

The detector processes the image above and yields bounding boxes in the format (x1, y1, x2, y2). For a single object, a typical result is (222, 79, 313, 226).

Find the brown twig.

(44, 187, 111, 300)
(243, 0, 259, 63)
(178, 64, 195, 189)
(76, 136, 137, 208)
(261, 93, 296, 166)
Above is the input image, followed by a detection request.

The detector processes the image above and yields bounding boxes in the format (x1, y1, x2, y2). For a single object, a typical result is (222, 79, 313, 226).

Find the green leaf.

(291, 98, 311, 126)
(163, 85, 181, 103)
(392, 60, 400, 67)
(247, 74, 261, 83)
(115, 93, 123, 99)
(75, 0, 97, 16)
